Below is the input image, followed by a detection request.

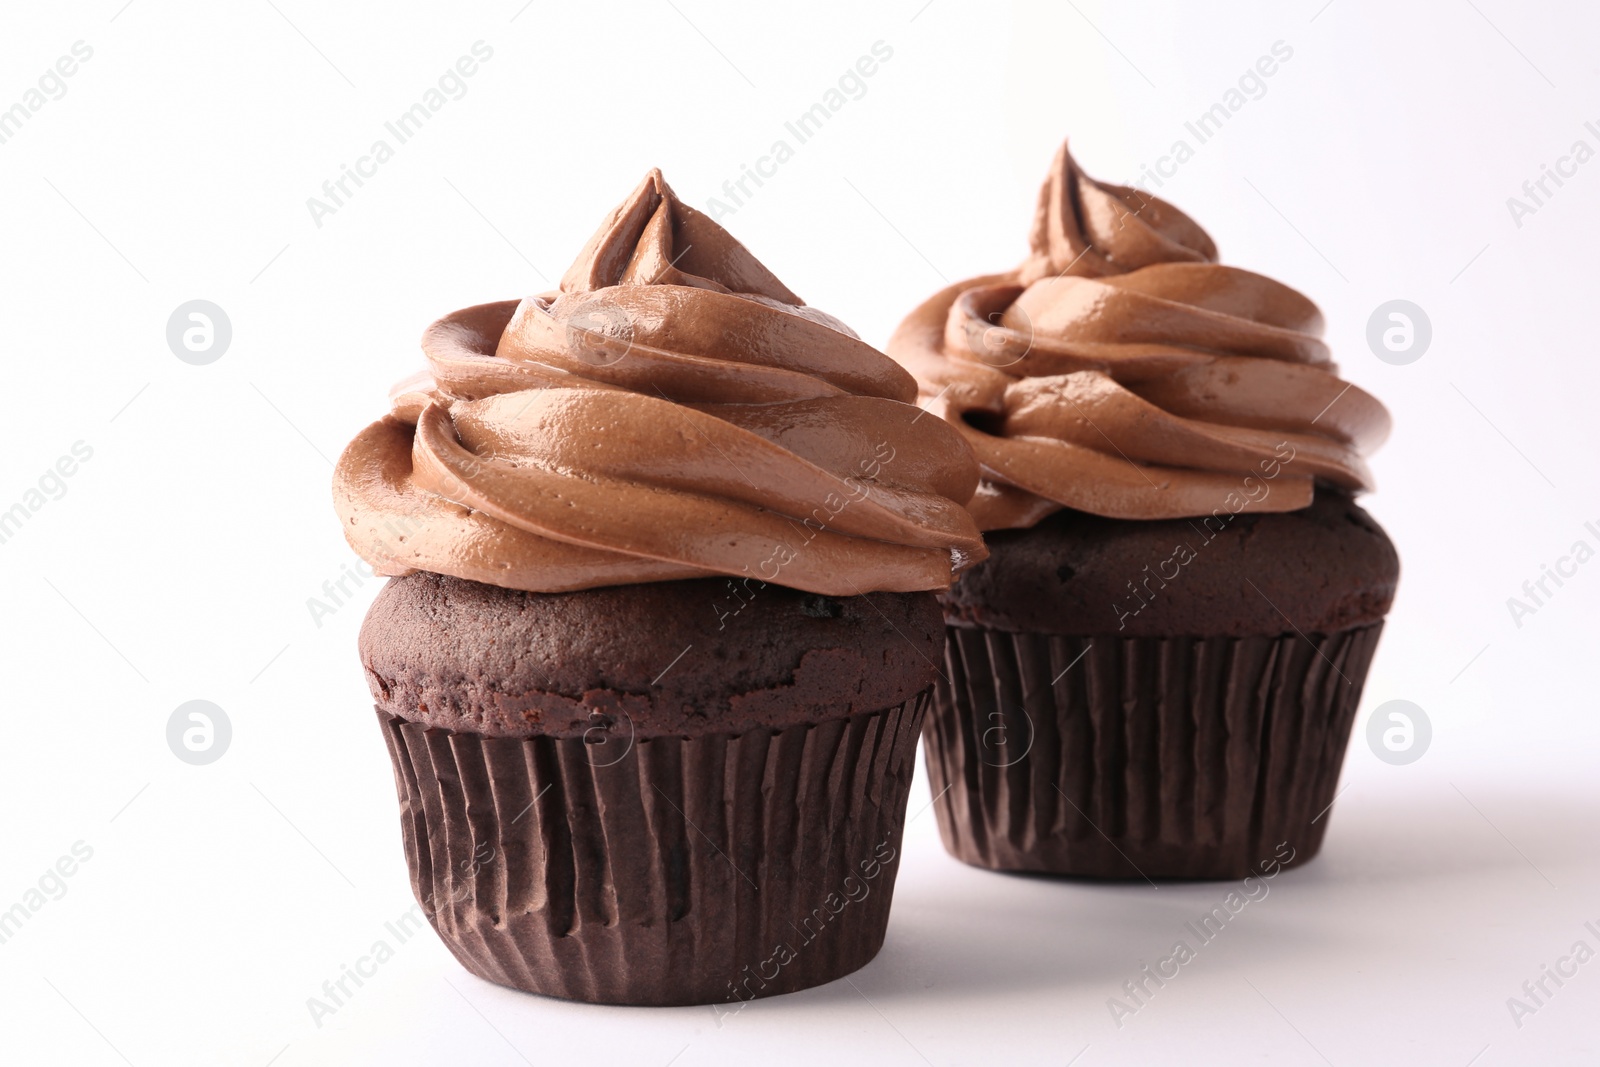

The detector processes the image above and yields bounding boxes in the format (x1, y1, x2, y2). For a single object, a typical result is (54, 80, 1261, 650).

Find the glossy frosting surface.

(889, 142, 1390, 528)
(335, 171, 985, 594)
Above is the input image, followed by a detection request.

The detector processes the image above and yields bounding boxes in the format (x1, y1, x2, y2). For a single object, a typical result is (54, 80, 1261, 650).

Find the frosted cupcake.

(889, 142, 1397, 879)
(335, 170, 985, 1002)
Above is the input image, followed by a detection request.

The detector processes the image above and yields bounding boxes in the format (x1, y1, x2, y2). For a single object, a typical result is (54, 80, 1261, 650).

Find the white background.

(2, 1, 1597, 1064)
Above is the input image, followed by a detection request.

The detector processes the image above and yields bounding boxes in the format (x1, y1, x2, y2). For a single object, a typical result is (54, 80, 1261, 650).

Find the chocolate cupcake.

(889, 142, 1398, 880)
(334, 170, 985, 1004)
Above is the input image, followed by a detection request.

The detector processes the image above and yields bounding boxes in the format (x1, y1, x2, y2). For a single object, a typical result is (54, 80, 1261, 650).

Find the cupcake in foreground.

(889, 141, 1398, 880)
(334, 170, 985, 1004)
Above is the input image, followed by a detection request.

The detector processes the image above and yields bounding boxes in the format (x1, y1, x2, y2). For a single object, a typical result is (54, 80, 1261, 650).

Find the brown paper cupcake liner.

(378, 691, 928, 1006)
(923, 624, 1384, 880)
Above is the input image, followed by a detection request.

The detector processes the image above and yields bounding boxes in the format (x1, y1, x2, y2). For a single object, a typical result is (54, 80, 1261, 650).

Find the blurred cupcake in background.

(889, 141, 1398, 880)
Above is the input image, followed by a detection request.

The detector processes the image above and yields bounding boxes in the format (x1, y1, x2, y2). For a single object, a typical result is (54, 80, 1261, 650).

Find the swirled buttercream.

(889, 141, 1389, 529)
(335, 170, 986, 594)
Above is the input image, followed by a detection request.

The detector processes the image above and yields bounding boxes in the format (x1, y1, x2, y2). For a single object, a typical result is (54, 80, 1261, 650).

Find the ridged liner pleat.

(378, 690, 928, 1006)
(924, 625, 1383, 879)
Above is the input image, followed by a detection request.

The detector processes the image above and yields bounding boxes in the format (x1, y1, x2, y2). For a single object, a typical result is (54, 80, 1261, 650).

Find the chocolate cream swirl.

(334, 170, 986, 595)
(889, 141, 1390, 529)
